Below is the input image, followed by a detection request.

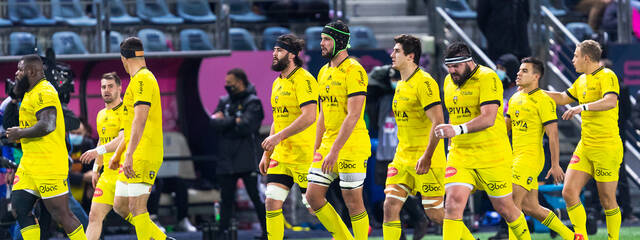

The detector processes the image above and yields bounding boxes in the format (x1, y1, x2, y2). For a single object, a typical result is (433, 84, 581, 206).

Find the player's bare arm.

(544, 122, 564, 184)
(80, 130, 124, 164)
(544, 90, 575, 106)
(416, 104, 444, 174)
(6, 107, 56, 141)
(562, 93, 617, 120)
(321, 95, 365, 174)
(435, 103, 499, 138)
(314, 105, 325, 151)
(122, 104, 150, 178)
(259, 123, 276, 176)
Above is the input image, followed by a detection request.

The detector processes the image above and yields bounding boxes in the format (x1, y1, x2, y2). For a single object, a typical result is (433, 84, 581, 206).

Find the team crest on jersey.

(387, 167, 398, 177)
(325, 85, 330, 93)
(515, 110, 520, 118)
(274, 96, 279, 104)
(102, 127, 106, 134)
(393, 100, 398, 109)
(583, 91, 586, 97)
(453, 96, 458, 104)
(149, 171, 156, 179)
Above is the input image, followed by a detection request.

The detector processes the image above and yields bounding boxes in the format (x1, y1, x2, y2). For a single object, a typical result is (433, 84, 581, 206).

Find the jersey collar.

(132, 66, 148, 78)
(26, 78, 47, 93)
(111, 101, 123, 111)
(405, 67, 420, 81)
(527, 88, 541, 95)
(330, 56, 350, 68)
(281, 66, 300, 79)
(454, 64, 479, 87)
(590, 66, 604, 75)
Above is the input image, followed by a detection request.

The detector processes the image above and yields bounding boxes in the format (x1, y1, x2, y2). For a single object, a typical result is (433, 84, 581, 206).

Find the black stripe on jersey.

(565, 90, 578, 102)
(347, 91, 367, 98)
(591, 66, 604, 75)
(112, 102, 123, 111)
(134, 101, 151, 107)
(120, 128, 125, 131)
(505, 114, 511, 118)
(35, 106, 56, 116)
(480, 100, 501, 107)
(542, 119, 558, 126)
(423, 101, 441, 111)
(603, 91, 620, 99)
(266, 174, 294, 189)
(299, 100, 317, 108)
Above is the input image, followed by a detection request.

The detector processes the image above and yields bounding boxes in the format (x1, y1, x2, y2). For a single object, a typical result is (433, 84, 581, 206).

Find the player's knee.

(598, 193, 617, 209)
(88, 208, 105, 222)
(305, 191, 324, 209)
(561, 186, 579, 202)
(113, 202, 129, 216)
(383, 198, 403, 214)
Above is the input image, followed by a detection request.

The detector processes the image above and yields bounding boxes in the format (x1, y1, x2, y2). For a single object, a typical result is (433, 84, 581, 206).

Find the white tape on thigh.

(384, 186, 407, 202)
(265, 185, 290, 201)
(422, 199, 444, 209)
(301, 193, 310, 208)
(307, 168, 335, 186)
(127, 183, 152, 197)
(115, 181, 129, 197)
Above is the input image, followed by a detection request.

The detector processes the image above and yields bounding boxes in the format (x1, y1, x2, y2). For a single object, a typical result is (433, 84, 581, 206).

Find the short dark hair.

(394, 34, 421, 65)
(21, 54, 43, 69)
(277, 34, 305, 66)
(445, 42, 472, 58)
(120, 37, 144, 52)
(227, 68, 249, 87)
(521, 57, 544, 79)
(101, 72, 121, 86)
(577, 40, 602, 62)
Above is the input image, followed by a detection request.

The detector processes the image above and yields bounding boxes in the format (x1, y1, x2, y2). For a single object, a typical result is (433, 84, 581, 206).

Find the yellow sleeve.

(478, 72, 502, 107)
(132, 74, 155, 107)
(346, 66, 368, 97)
(32, 89, 58, 115)
(601, 72, 620, 98)
(539, 96, 558, 126)
(565, 79, 579, 102)
(417, 76, 441, 111)
(295, 77, 319, 107)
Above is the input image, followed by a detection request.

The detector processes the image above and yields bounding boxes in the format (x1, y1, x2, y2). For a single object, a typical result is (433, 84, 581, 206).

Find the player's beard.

(452, 64, 472, 87)
(14, 75, 31, 97)
(321, 46, 333, 59)
(271, 54, 289, 72)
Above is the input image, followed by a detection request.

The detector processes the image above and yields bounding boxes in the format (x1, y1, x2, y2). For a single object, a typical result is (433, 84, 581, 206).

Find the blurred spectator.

(210, 68, 266, 239)
(68, 120, 97, 211)
(496, 54, 520, 114)
(601, 1, 618, 41)
(477, 0, 531, 60)
(576, 0, 612, 31)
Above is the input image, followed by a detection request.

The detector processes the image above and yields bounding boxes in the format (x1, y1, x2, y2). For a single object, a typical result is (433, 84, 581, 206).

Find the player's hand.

(211, 112, 224, 119)
(108, 153, 121, 170)
(80, 149, 98, 164)
(91, 171, 100, 188)
(259, 155, 270, 176)
(434, 124, 456, 139)
(321, 151, 338, 174)
(6, 170, 15, 185)
(545, 165, 565, 184)
(562, 106, 583, 120)
(122, 154, 135, 179)
(262, 134, 282, 152)
(415, 156, 431, 175)
(6, 127, 22, 142)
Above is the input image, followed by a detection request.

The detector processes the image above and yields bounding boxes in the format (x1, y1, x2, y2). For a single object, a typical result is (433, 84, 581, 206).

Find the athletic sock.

(567, 202, 588, 239)
(460, 223, 476, 240)
(125, 213, 134, 225)
(266, 209, 284, 240)
(314, 202, 354, 240)
(604, 207, 621, 240)
(20, 224, 40, 240)
(350, 211, 369, 240)
(132, 212, 166, 240)
(507, 213, 531, 240)
(542, 211, 575, 240)
(382, 221, 402, 240)
(67, 225, 87, 240)
(443, 218, 464, 240)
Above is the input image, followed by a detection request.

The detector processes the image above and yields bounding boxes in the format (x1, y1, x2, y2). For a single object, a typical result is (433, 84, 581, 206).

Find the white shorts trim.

(41, 191, 69, 200)
(488, 192, 513, 199)
(445, 183, 474, 191)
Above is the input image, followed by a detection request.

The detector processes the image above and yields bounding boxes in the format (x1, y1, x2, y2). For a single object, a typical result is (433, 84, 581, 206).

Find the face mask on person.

(69, 134, 83, 146)
(224, 84, 237, 95)
(390, 81, 398, 89)
(496, 69, 510, 84)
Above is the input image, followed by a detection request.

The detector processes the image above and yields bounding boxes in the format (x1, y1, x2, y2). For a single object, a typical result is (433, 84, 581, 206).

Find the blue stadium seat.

(262, 27, 291, 50)
(228, 0, 266, 23)
(180, 29, 215, 51)
(101, 31, 124, 53)
(304, 26, 323, 50)
(541, 0, 567, 17)
(9, 32, 38, 56)
(566, 22, 595, 42)
(177, 0, 216, 23)
(138, 28, 170, 52)
(136, 0, 184, 25)
(443, 0, 477, 19)
(93, 0, 141, 25)
(0, 18, 13, 27)
(229, 28, 258, 51)
(349, 26, 377, 49)
(52, 31, 89, 55)
(8, 0, 57, 26)
(51, 0, 97, 26)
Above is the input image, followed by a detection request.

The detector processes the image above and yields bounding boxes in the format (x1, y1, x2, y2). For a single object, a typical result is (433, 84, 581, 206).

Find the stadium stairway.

(347, 0, 429, 48)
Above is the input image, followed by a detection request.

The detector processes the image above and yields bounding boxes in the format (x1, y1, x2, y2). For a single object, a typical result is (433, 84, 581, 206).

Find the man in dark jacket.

(477, 0, 531, 60)
(210, 68, 267, 239)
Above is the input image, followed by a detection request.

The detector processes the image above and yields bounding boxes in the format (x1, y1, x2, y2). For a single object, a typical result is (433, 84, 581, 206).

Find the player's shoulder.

(600, 67, 618, 78)
(414, 69, 436, 82)
(293, 67, 317, 81)
(342, 57, 365, 72)
(98, 108, 108, 116)
(536, 89, 554, 101)
(475, 65, 498, 79)
(133, 67, 156, 82)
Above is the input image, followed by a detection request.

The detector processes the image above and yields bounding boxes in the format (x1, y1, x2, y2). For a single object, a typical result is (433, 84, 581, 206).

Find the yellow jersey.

(392, 68, 445, 168)
(317, 57, 370, 150)
(565, 66, 620, 146)
(19, 79, 68, 178)
(507, 89, 557, 168)
(270, 67, 319, 164)
(443, 65, 510, 168)
(96, 102, 123, 177)
(121, 67, 163, 163)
